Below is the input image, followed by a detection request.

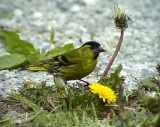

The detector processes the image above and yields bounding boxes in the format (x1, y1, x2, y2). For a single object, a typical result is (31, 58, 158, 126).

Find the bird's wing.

(42, 49, 82, 67)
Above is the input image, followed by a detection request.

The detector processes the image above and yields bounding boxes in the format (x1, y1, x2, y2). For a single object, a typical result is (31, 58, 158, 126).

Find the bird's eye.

(90, 46, 95, 50)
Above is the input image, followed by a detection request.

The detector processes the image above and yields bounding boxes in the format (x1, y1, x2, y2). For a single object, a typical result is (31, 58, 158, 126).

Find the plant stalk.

(99, 27, 124, 82)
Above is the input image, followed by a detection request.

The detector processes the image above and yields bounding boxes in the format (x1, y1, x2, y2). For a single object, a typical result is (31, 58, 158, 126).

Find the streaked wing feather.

(42, 49, 82, 67)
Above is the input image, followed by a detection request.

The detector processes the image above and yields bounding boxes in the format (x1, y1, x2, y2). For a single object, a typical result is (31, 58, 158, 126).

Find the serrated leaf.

(10, 93, 43, 113)
(0, 53, 27, 70)
(139, 77, 159, 91)
(100, 65, 124, 92)
(114, 64, 122, 74)
(45, 43, 74, 58)
(0, 97, 20, 104)
(0, 30, 36, 55)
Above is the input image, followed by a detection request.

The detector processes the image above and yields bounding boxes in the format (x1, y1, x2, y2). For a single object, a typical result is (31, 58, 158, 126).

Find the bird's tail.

(21, 65, 45, 71)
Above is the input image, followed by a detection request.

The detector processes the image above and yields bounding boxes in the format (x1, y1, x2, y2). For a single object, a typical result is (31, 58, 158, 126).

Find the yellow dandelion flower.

(89, 83, 116, 103)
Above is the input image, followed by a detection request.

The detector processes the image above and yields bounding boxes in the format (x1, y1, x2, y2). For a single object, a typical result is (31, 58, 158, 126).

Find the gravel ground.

(0, 0, 160, 97)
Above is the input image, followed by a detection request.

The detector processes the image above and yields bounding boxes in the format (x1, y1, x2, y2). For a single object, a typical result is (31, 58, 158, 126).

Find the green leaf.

(54, 76, 66, 91)
(0, 30, 36, 55)
(142, 95, 160, 113)
(20, 111, 46, 125)
(152, 114, 160, 127)
(0, 118, 14, 127)
(0, 97, 20, 104)
(100, 65, 125, 92)
(27, 49, 45, 65)
(114, 64, 123, 74)
(139, 77, 159, 92)
(9, 93, 43, 113)
(45, 43, 74, 58)
(50, 26, 55, 43)
(0, 53, 27, 70)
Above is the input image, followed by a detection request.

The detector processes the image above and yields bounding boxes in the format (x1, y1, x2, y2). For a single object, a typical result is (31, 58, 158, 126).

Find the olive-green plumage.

(26, 41, 105, 81)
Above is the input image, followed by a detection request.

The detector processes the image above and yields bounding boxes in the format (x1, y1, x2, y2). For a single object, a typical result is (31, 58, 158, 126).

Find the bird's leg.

(79, 79, 90, 86)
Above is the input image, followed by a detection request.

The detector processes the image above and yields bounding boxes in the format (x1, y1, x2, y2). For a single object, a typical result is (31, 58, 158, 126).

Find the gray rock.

(0, 0, 160, 96)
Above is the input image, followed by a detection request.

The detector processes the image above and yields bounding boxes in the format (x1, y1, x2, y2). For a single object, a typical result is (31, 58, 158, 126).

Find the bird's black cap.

(82, 41, 105, 52)
(82, 41, 100, 47)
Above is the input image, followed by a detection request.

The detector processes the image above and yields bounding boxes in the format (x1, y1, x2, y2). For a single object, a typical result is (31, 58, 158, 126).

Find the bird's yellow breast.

(60, 59, 97, 80)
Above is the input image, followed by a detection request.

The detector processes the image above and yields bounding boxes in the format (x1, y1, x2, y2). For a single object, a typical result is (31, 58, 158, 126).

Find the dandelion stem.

(99, 27, 124, 82)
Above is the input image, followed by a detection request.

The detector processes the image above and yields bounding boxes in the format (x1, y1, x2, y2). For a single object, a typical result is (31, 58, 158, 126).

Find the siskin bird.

(26, 41, 105, 81)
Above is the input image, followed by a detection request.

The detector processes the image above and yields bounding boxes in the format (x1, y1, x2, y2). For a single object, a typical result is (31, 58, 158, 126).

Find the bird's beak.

(98, 46, 105, 53)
